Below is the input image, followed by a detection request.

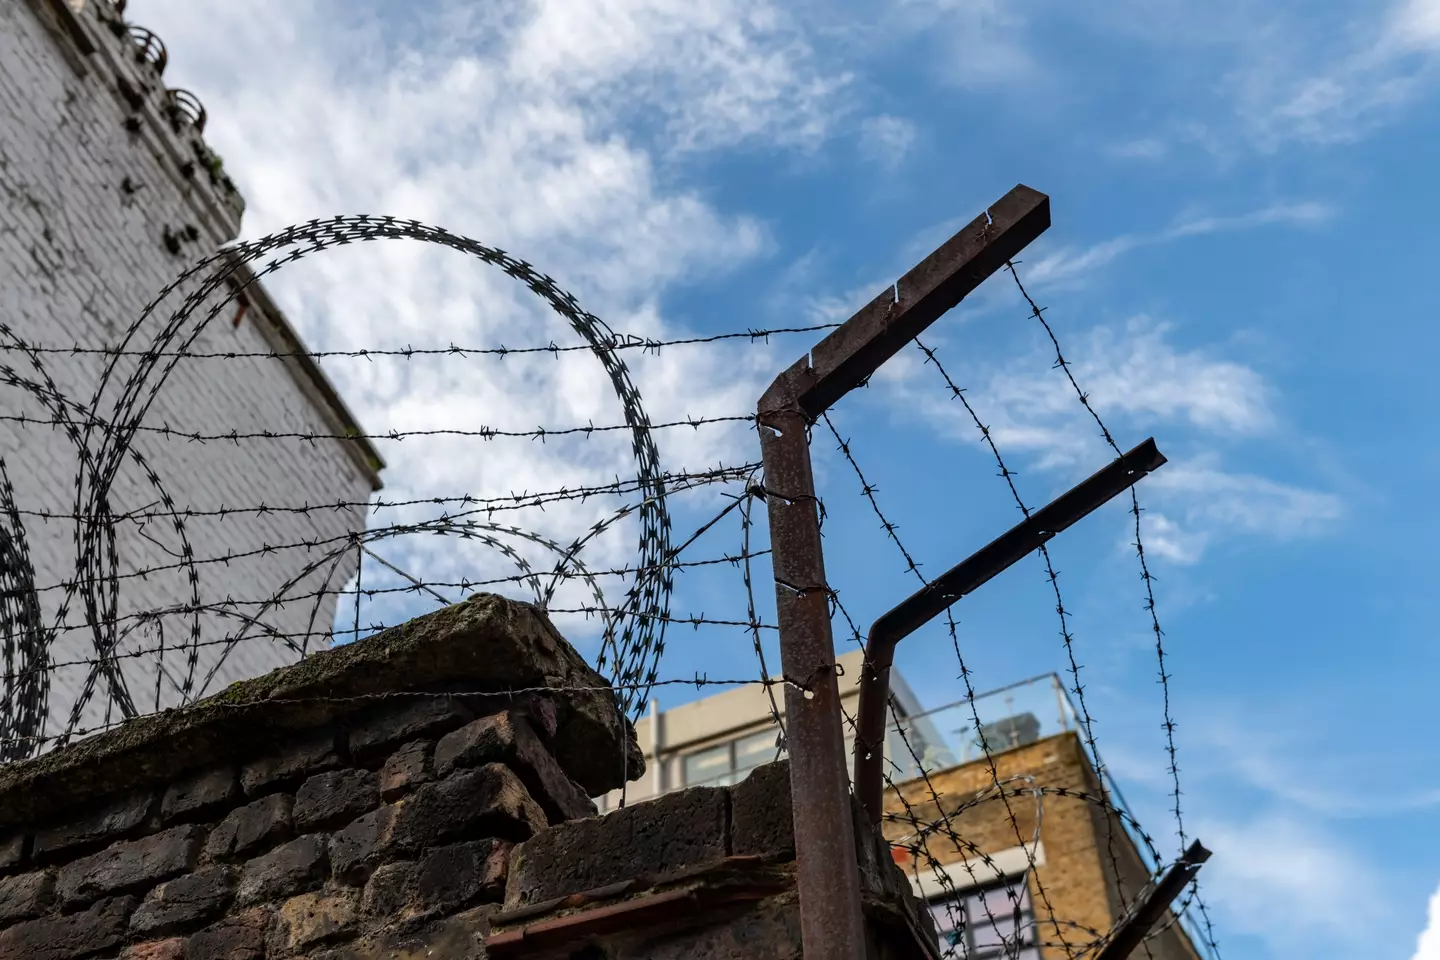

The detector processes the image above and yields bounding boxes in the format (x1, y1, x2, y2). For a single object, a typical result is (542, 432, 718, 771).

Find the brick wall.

(884, 732, 1201, 960)
(0, 594, 939, 960)
(0, 0, 378, 744)
(0, 595, 638, 959)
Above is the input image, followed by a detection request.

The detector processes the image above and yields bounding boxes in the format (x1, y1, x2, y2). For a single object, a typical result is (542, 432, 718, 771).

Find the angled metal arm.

(855, 438, 1168, 824)
(758, 184, 1051, 960)
(1093, 840, 1212, 960)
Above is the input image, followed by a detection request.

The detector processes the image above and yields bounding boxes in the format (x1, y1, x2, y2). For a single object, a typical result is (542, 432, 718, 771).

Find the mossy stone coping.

(0, 594, 642, 829)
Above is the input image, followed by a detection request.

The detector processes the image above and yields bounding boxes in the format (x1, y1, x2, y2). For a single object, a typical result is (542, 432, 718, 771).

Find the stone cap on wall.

(0, 594, 643, 829)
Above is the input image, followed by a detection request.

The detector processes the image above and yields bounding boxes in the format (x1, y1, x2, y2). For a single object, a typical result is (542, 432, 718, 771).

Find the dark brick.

(186, 906, 269, 960)
(307, 904, 496, 960)
(504, 786, 727, 908)
(32, 790, 154, 860)
(413, 840, 509, 914)
(346, 698, 471, 763)
(293, 769, 378, 832)
(239, 730, 341, 796)
(377, 741, 431, 802)
(391, 764, 546, 850)
(328, 805, 400, 884)
(435, 712, 594, 824)
(0, 869, 53, 922)
(128, 865, 236, 936)
(267, 889, 359, 955)
(235, 836, 327, 907)
(360, 860, 417, 920)
(161, 767, 237, 823)
(0, 894, 135, 960)
(432, 713, 512, 776)
(122, 939, 186, 960)
(55, 825, 204, 908)
(518, 696, 558, 741)
(729, 760, 794, 860)
(203, 794, 292, 862)
(0, 834, 26, 872)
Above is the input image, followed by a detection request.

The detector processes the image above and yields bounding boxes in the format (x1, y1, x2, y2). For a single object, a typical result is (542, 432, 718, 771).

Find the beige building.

(601, 666, 1211, 960)
(595, 648, 940, 810)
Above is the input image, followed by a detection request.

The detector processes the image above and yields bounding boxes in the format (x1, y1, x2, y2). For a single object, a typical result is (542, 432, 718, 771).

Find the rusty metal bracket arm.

(854, 438, 1168, 823)
(1092, 840, 1212, 960)
(758, 184, 1051, 960)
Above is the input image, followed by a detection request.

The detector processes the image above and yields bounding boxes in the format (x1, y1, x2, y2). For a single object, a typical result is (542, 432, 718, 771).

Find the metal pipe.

(1092, 840, 1212, 960)
(854, 438, 1168, 824)
(758, 184, 1051, 960)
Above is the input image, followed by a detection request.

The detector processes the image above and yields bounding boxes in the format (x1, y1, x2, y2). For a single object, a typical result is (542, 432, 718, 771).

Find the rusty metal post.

(1092, 840, 1211, 960)
(757, 185, 1052, 960)
(853, 438, 1169, 824)
(758, 364, 868, 958)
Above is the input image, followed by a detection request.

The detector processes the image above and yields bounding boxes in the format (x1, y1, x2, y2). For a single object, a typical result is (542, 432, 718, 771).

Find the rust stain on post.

(756, 185, 1052, 960)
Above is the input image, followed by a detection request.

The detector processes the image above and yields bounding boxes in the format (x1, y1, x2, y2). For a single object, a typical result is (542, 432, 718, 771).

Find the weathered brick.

(293, 768, 378, 832)
(346, 698, 471, 763)
(0, 869, 54, 922)
(121, 938, 186, 960)
(413, 839, 509, 914)
(433, 713, 512, 775)
(328, 805, 401, 885)
(0, 834, 26, 872)
(32, 790, 154, 860)
(204, 794, 293, 862)
(240, 731, 342, 796)
(378, 740, 431, 802)
(235, 836, 327, 907)
(504, 787, 727, 908)
(435, 712, 595, 823)
(161, 767, 238, 823)
(267, 889, 360, 955)
(186, 906, 270, 960)
(128, 864, 237, 936)
(360, 860, 418, 920)
(55, 825, 204, 908)
(306, 904, 496, 960)
(0, 894, 135, 960)
(729, 760, 794, 860)
(392, 764, 546, 850)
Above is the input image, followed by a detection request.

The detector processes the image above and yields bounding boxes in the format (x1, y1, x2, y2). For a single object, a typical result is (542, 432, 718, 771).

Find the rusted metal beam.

(1093, 840, 1211, 960)
(854, 438, 1168, 822)
(758, 184, 1051, 960)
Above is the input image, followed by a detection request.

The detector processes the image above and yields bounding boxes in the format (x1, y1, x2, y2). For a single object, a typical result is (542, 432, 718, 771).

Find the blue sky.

(129, 1, 1440, 957)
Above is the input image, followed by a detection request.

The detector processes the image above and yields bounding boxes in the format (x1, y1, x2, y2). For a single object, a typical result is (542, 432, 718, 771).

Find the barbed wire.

(0, 323, 840, 361)
(1005, 258, 1219, 956)
(0, 211, 1217, 958)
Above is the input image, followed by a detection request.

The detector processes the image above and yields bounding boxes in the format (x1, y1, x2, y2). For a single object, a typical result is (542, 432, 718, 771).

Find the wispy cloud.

(1027, 201, 1336, 286)
(858, 114, 918, 169)
(879, 315, 1339, 562)
(1199, 812, 1393, 958)
(129, 0, 849, 641)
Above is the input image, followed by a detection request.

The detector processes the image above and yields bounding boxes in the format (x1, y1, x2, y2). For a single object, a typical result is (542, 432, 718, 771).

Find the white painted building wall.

(0, 0, 382, 753)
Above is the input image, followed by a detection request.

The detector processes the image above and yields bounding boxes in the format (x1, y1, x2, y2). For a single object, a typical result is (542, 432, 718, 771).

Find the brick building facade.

(1, 0, 382, 752)
(885, 731, 1203, 960)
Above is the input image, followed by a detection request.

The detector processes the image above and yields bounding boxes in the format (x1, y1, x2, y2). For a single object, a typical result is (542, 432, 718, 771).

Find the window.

(925, 875, 1040, 960)
(680, 728, 785, 787)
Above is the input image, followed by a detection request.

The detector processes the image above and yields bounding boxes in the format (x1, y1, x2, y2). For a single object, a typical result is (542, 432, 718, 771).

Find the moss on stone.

(0, 595, 641, 829)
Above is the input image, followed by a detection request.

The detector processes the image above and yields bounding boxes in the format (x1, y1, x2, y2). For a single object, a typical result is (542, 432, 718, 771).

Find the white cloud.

(124, 0, 847, 643)
(1147, 458, 1343, 542)
(858, 114, 918, 168)
(1414, 883, 1440, 960)
(1392, 0, 1440, 51)
(1026, 201, 1335, 286)
(879, 316, 1338, 561)
(1199, 812, 1391, 957)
